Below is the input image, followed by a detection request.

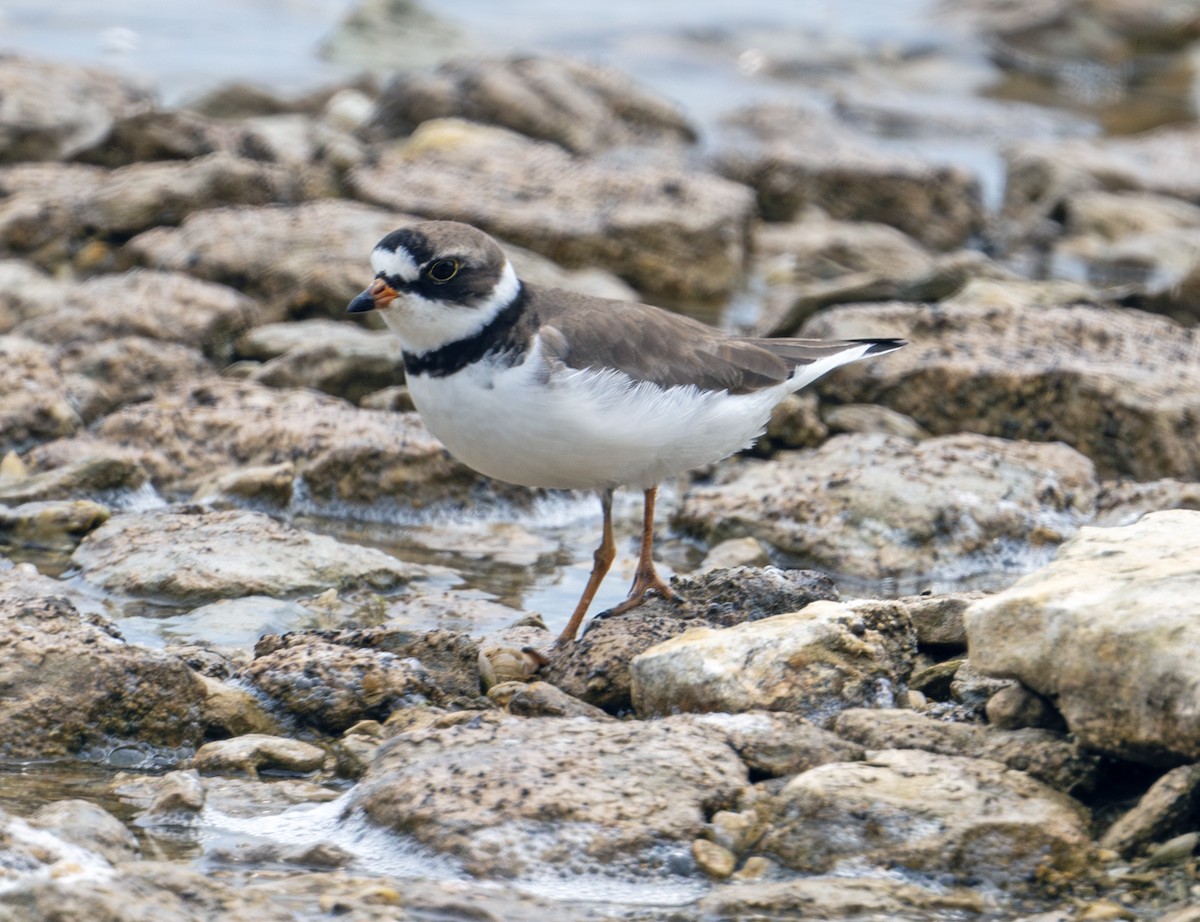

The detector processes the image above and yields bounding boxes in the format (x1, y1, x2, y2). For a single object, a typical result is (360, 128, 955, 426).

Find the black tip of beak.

(347, 289, 377, 314)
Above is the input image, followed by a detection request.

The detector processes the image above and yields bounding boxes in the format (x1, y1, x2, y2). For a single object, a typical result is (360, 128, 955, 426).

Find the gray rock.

(677, 432, 1097, 583)
(70, 507, 431, 604)
(755, 749, 1092, 883)
(349, 118, 755, 305)
(802, 282, 1200, 480)
(0, 56, 151, 162)
(716, 105, 983, 250)
(832, 707, 1100, 794)
(965, 510, 1200, 764)
(27, 800, 139, 865)
(0, 259, 62, 332)
(687, 711, 865, 778)
(14, 270, 259, 364)
(320, 0, 479, 71)
(0, 594, 208, 760)
(540, 566, 838, 714)
(350, 713, 748, 877)
(902, 591, 984, 647)
(243, 321, 404, 403)
(631, 600, 915, 723)
(0, 453, 147, 505)
(367, 55, 696, 153)
(697, 875, 986, 920)
(1094, 478, 1200, 528)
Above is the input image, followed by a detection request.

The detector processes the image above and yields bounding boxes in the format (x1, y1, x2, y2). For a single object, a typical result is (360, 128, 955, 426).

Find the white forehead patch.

(371, 245, 420, 283)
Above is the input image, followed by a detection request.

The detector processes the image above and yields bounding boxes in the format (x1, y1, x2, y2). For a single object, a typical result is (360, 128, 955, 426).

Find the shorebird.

(349, 221, 904, 647)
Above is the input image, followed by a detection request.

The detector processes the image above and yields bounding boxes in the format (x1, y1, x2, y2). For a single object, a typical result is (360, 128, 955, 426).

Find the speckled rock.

(0, 594, 208, 759)
(70, 507, 431, 604)
(349, 118, 755, 305)
(350, 713, 748, 877)
(716, 105, 983, 250)
(965, 510, 1200, 765)
(801, 285, 1200, 480)
(755, 749, 1092, 883)
(832, 708, 1100, 794)
(27, 800, 139, 866)
(0, 336, 82, 453)
(192, 734, 327, 778)
(686, 711, 865, 778)
(0, 453, 147, 504)
(631, 600, 915, 723)
(0, 499, 110, 550)
(367, 55, 696, 153)
(677, 432, 1097, 584)
(540, 567, 838, 714)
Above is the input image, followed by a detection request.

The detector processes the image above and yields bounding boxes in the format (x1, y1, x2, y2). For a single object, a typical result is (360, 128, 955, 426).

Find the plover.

(349, 221, 904, 647)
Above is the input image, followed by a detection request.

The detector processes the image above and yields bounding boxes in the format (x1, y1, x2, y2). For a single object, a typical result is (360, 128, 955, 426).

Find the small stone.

(730, 855, 776, 881)
(709, 810, 756, 856)
(192, 734, 327, 778)
(692, 838, 737, 879)
(987, 683, 1060, 731)
(1144, 831, 1199, 868)
(699, 536, 772, 572)
(1076, 899, 1136, 921)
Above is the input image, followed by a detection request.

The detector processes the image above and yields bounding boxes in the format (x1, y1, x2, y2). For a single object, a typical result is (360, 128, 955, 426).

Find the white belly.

(405, 347, 789, 491)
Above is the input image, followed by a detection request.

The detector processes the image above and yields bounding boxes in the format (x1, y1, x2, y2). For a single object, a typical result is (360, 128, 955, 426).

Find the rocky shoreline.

(2, 1, 1200, 919)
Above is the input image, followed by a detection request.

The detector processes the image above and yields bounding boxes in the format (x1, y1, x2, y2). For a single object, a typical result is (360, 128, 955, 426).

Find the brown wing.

(524, 283, 791, 395)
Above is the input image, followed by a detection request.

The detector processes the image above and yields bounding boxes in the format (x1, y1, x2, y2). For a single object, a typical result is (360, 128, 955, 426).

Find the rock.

(1100, 764, 1200, 857)
(692, 838, 737, 878)
(755, 391, 828, 453)
(490, 680, 610, 719)
(697, 875, 987, 920)
(192, 673, 279, 738)
(716, 105, 983, 250)
(966, 510, 1200, 764)
(349, 714, 747, 877)
(0, 56, 150, 162)
(908, 659, 963, 700)
(698, 536, 772, 572)
(349, 119, 755, 305)
(0, 594, 208, 760)
(951, 659, 1017, 714)
(987, 682, 1063, 731)
(832, 708, 1101, 795)
(0, 499, 110, 551)
(687, 711, 865, 778)
(367, 55, 696, 153)
(27, 801, 139, 865)
(29, 379, 527, 510)
(631, 599, 915, 723)
(0, 336, 82, 453)
(125, 199, 407, 321)
(14, 270, 259, 364)
(540, 566, 838, 713)
(319, 0, 478, 71)
(193, 734, 327, 778)
(70, 107, 242, 168)
(161, 596, 318, 650)
(755, 749, 1092, 883)
(120, 769, 206, 822)
(0, 454, 147, 505)
(478, 645, 543, 690)
(801, 285, 1200, 480)
(0, 259, 62, 331)
(70, 507, 431, 604)
(821, 402, 932, 441)
(1094, 478, 1200, 527)
(247, 627, 482, 733)
(677, 432, 1097, 583)
(902, 592, 983, 648)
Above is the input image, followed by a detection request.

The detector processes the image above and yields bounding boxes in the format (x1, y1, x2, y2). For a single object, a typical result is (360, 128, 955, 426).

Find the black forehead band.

(376, 228, 435, 265)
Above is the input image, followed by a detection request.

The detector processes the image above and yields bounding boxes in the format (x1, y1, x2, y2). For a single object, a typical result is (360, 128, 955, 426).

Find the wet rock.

(247, 627, 482, 733)
(14, 270, 259, 364)
(0, 594, 208, 759)
(0, 453, 147, 504)
(0, 499, 109, 550)
(698, 875, 987, 920)
(0, 336, 82, 452)
(119, 769, 206, 822)
(1100, 764, 1200, 858)
(350, 713, 747, 877)
(165, 596, 318, 650)
(966, 510, 1200, 764)
(540, 567, 838, 713)
(27, 800, 139, 865)
(70, 507, 431, 604)
(193, 734, 327, 778)
(631, 599, 915, 723)
(126, 199, 406, 321)
(678, 432, 1097, 584)
(755, 749, 1092, 883)
(0, 56, 151, 163)
(368, 55, 696, 154)
(30, 379, 525, 509)
(349, 118, 755, 305)
(832, 708, 1100, 794)
(802, 284, 1200, 480)
(192, 673, 279, 738)
(716, 105, 983, 250)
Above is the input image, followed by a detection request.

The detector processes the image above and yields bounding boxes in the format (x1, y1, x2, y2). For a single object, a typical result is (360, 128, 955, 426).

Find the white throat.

(379, 259, 521, 358)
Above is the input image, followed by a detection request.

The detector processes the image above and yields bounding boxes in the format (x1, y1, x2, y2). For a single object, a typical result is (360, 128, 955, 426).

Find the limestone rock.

(677, 432, 1097, 583)
(349, 119, 755, 305)
(631, 600, 915, 723)
(965, 510, 1200, 764)
(193, 734, 327, 778)
(698, 875, 986, 920)
(755, 749, 1092, 883)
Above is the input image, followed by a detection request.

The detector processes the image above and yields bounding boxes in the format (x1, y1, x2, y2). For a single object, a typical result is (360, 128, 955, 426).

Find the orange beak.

(347, 278, 398, 313)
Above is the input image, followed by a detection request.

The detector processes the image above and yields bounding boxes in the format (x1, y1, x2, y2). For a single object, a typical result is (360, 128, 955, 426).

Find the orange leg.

(607, 486, 680, 616)
(552, 489, 616, 648)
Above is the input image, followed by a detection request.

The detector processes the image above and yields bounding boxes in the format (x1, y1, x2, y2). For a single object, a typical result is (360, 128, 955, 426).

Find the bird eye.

(427, 259, 460, 283)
